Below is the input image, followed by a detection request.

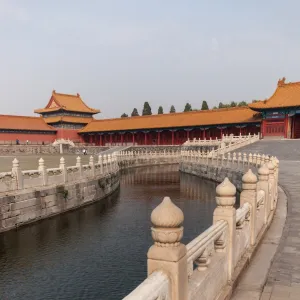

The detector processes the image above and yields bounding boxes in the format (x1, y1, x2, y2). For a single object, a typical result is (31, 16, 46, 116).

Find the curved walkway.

(232, 140, 300, 300)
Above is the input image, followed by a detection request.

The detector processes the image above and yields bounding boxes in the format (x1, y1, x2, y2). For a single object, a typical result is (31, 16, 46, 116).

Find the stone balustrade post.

(240, 169, 258, 245)
(89, 156, 95, 177)
(12, 158, 23, 190)
(253, 153, 257, 166)
(76, 156, 82, 178)
(38, 158, 48, 186)
(238, 152, 242, 169)
(243, 153, 247, 170)
(103, 155, 108, 174)
(59, 157, 67, 183)
(248, 153, 253, 167)
(267, 161, 275, 211)
(98, 155, 103, 174)
(257, 154, 261, 167)
(147, 197, 188, 300)
(213, 178, 236, 281)
(257, 164, 270, 224)
(233, 152, 237, 168)
(261, 154, 265, 166)
(107, 154, 112, 173)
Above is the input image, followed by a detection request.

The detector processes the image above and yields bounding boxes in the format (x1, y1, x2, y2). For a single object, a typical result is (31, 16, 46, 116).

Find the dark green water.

(0, 165, 219, 300)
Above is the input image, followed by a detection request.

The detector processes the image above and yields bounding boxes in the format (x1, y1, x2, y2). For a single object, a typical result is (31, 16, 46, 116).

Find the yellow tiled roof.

(249, 78, 300, 110)
(80, 106, 261, 133)
(35, 90, 100, 114)
(0, 115, 56, 131)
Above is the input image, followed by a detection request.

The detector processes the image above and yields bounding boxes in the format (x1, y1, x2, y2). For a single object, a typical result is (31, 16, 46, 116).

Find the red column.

(203, 129, 206, 139)
(100, 135, 103, 146)
(220, 128, 223, 138)
(144, 132, 147, 145)
(89, 135, 92, 144)
(121, 133, 124, 145)
(157, 131, 161, 145)
(284, 114, 288, 138)
(110, 134, 113, 145)
(171, 131, 175, 145)
(186, 130, 190, 140)
(261, 119, 265, 139)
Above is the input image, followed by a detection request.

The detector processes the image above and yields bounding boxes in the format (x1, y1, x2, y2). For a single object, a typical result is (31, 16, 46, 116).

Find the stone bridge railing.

(117, 149, 181, 169)
(184, 133, 260, 147)
(123, 150, 279, 300)
(0, 154, 119, 193)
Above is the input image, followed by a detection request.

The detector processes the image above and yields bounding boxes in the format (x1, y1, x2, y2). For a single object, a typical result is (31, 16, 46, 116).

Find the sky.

(0, 0, 300, 119)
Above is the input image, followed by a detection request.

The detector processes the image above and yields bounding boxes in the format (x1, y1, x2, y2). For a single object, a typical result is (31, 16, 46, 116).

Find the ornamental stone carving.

(150, 197, 184, 247)
(215, 177, 236, 207)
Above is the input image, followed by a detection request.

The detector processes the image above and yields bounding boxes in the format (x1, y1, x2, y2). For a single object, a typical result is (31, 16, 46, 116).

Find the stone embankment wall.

(179, 162, 244, 191)
(0, 145, 60, 155)
(0, 170, 119, 232)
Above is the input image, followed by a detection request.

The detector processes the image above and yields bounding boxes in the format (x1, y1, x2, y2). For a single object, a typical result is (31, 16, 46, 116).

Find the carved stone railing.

(123, 150, 279, 300)
(0, 154, 119, 193)
(183, 134, 260, 156)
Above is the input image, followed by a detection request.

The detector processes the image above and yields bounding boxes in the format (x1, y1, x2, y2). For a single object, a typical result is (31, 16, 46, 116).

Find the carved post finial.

(216, 177, 236, 207)
(148, 197, 188, 300)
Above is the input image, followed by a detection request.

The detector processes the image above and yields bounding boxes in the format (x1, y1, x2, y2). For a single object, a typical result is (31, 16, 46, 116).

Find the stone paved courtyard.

(234, 140, 300, 299)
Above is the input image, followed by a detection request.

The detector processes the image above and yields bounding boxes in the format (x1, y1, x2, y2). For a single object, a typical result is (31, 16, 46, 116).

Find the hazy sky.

(1, 1, 300, 119)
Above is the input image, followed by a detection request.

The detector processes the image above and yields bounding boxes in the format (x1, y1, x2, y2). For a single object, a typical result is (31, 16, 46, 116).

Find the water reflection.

(0, 165, 218, 300)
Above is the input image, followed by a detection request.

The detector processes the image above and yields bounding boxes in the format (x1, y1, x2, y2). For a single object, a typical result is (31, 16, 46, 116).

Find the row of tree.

(120, 101, 209, 118)
(120, 99, 260, 118)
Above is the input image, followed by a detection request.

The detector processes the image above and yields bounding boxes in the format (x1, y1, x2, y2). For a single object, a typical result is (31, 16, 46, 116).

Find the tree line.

(120, 100, 209, 118)
(120, 99, 258, 118)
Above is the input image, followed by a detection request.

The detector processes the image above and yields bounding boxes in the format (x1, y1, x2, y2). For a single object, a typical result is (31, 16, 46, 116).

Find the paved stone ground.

(233, 140, 300, 299)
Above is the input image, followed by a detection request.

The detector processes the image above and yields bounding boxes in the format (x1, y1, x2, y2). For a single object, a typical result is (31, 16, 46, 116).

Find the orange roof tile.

(249, 78, 300, 110)
(34, 90, 100, 114)
(0, 115, 56, 131)
(80, 106, 261, 133)
(44, 116, 94, 124)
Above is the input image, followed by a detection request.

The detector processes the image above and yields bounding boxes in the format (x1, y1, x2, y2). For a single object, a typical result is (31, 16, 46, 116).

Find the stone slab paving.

(231, 140, 300, 299)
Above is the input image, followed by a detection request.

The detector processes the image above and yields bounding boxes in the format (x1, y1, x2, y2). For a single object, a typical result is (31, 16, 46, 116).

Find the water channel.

(0, 165, 220, 300)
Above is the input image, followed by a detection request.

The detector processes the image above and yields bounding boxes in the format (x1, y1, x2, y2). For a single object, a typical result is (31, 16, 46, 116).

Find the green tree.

(230, 101, 237, 107)
(183, 102, 192, 112)
(218, 102, 225, 108)
(131, 108, 139, 117)
(201, 100, 209, 110)
(170, 105, 176, 113)
(142, 101, 152, 115)
(252, 99, 259, 103)
(213, 106, 218, 109)
(121, 113, 128, 118)
(238, 101, 247, 107)
(158, 106, 164, 114)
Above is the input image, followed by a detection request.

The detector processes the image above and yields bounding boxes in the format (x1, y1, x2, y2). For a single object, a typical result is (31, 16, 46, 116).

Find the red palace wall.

(56, 129, 81, 142)
(0, 133, 56, 143)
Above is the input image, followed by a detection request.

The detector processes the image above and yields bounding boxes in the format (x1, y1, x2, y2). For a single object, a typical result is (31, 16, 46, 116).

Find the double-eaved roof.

(249, 77, 300, 111)
(34, 90, 100, 114)
(80, 106, 261, 133)
(0, 115, 56, 132)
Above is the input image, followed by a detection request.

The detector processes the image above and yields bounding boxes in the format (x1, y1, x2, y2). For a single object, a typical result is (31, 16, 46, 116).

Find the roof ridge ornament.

(277, 77, 286, 87)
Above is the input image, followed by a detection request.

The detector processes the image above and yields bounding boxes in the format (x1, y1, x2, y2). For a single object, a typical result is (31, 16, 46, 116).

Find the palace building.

(34, 90, 100, 142)
(79, 106, 261, 145)
(249, 77, 300, 139)
(0, 77, 300, 144)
